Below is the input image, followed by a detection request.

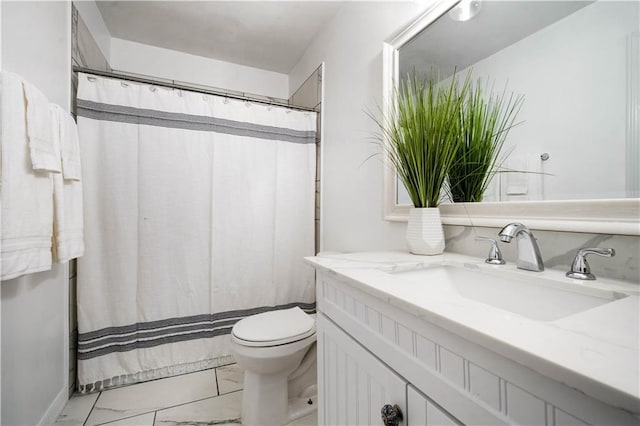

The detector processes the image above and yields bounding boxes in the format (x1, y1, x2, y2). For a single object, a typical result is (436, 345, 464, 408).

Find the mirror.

(382, 0, 640, 235)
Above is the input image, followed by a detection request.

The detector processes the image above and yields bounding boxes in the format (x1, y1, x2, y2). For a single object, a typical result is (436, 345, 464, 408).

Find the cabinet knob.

(381, 403, 403, 426)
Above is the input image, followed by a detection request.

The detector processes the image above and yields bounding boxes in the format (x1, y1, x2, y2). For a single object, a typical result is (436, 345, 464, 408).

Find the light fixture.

(449, 0, 482, 22)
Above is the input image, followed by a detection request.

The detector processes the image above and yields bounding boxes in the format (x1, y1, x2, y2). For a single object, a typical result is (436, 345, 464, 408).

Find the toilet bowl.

(231, 306, 317, 426)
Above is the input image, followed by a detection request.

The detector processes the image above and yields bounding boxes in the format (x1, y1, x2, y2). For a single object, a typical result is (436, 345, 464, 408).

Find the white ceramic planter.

(406, 207, 445, 255)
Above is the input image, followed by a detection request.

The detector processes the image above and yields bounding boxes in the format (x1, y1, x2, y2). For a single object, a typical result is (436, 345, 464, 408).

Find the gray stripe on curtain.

(77, 301, 316, 360)
(79, 328, 236, 360)
(76, 99, 316, 144)
(78, 319, 240, 351)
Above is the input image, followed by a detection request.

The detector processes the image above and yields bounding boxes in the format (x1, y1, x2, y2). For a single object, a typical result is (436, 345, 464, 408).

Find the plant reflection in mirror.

(449, 77, 524, 203)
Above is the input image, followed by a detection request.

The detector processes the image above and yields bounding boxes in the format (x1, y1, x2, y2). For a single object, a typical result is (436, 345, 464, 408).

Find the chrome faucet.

(498, 223, 544, 272)
(566, 248, 615, 280)
(475, 236, 505, 265)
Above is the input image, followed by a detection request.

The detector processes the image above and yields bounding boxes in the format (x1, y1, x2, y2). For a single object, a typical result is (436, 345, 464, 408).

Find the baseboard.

(39, 385, 69, 426)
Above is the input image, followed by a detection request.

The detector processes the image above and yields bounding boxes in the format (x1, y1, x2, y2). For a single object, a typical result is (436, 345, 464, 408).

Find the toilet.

(230, 306, 317, 426)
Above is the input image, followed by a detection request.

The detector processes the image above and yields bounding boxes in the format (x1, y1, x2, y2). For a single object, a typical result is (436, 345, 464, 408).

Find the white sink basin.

(392, 264, 628, 321)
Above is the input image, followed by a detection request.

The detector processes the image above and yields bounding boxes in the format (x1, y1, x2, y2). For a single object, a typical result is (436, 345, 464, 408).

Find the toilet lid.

(232, 307, 316, 347)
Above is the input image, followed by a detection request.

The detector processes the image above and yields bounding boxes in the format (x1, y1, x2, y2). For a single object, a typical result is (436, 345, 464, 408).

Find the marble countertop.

(306, 251, 640, 414)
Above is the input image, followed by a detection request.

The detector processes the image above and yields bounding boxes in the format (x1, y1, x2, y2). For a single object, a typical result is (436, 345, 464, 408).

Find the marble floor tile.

(99, 412, 155, 426)
(285, 413, 318, 426)
(217, 363, 244, 394)
(85, 369, 217, 425)
(54, 392, 100, 425)
(154, 391, 242, 426)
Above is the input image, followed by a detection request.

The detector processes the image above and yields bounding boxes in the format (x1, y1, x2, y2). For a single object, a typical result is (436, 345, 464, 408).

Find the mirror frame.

(382, 0, 640, 236)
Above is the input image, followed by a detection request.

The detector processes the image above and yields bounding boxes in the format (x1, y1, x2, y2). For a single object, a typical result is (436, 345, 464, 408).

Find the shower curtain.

(75, 73, 317, 392)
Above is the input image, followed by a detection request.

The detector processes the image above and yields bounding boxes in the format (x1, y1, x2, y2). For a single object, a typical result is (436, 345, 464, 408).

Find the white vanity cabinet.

(315, 269, 639, 426)
(319, 314, 463, 426)
(407, 385, 461, 426)
(319, 314, 406, 425)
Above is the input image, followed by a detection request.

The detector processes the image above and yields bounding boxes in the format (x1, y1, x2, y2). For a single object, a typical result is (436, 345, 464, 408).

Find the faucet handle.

(475, 237, 505, 265)
(566, 248, 615, 280)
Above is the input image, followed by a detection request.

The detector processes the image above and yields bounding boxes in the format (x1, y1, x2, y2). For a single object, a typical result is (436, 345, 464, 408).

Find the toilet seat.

(232, 306, 316, 347)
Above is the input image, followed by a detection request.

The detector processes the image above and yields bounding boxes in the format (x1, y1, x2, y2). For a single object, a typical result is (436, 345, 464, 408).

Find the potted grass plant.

(449, 79, 524, 202)
(374, 73, 469, 255)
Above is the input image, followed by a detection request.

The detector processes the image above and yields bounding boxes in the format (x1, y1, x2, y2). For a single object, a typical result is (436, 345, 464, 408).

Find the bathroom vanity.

(306, 252, 640, 425)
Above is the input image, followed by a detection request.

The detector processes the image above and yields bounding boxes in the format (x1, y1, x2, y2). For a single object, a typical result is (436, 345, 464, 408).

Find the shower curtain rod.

(73, 66, 316, 112)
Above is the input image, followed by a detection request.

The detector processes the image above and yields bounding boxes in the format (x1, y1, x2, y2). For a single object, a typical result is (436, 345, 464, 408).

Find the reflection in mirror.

(396, 0, 639, 204)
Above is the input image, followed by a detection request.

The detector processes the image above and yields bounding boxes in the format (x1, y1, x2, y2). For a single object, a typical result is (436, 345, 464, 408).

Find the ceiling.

(96, 1, 345, 74)
(400, 1, 593, 79)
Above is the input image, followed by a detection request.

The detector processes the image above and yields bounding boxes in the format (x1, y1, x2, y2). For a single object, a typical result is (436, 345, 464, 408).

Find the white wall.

(1, 2, 71, 425)
(111, 38, 290, 99)
(73, 0, 111, 61)
(72, 1, 290, 99)
(289, 2, 425, 252)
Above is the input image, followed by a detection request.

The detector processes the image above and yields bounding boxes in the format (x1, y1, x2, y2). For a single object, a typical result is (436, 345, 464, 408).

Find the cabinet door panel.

(408, 385, 462, 426)
(318, 313, 406, 426)
(407, 386, 427, 426)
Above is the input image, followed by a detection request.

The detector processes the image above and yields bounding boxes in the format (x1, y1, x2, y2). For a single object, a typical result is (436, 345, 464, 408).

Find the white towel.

(59, 110, 82, 180)
(50, 104, 84, 263)
(22, 80, 61, 173)
(1, 71, 54, 280)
